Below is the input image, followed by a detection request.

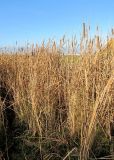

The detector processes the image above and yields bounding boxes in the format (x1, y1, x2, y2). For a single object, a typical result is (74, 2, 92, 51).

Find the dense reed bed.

(0, 27, 114, 159)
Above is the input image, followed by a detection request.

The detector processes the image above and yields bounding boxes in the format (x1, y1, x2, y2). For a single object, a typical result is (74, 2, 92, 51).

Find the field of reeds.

(0, 26, 114, 160)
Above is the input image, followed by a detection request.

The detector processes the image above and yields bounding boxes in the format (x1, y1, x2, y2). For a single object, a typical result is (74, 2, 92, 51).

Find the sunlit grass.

(0, 25, 114, 159)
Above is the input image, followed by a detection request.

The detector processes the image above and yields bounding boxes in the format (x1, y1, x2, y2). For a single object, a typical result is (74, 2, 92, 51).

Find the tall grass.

(0, 25, 114, 159)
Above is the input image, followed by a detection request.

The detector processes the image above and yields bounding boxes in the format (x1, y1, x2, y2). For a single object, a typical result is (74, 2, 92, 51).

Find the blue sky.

(0, 0, 114, 46)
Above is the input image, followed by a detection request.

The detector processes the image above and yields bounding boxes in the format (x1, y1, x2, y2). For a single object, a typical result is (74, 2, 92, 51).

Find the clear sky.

(0, 0, 114, 46)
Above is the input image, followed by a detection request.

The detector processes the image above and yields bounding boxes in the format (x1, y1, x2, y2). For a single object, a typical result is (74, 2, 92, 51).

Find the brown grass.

(0, 26, 114, 159)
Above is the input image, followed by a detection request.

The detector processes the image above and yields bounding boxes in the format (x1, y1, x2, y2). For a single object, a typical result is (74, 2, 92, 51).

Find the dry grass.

(0, 26, 114, 159)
